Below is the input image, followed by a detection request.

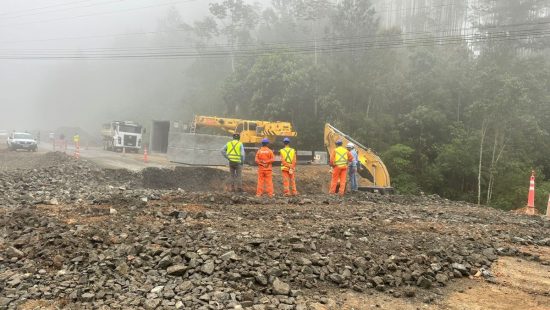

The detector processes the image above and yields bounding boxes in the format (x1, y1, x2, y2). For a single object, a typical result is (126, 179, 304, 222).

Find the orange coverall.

(255, 146, 275, 197)
(329, 146, 353, 196)
(280, 146, 298, 196)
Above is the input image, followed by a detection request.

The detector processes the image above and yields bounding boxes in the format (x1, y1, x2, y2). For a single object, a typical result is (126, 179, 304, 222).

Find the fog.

(0, 0, 269, 134)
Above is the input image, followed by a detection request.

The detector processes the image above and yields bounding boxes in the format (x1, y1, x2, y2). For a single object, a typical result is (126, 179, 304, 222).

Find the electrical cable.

(0, 0, 131, 21)
(1, 18, 548, 52)
(0, 29, 547, 60)
(0, 0, 94, 17)
(1, 22, 548, 54)
(0, 0, 200, 28)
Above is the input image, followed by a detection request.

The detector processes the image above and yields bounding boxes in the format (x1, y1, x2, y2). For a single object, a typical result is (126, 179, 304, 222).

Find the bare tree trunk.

(486, 131, 498, 205)
(478, 120, 488, 206)
(457, 93, 461, 122)
(487, 132, 506, 204)
(366, 96, 372, 119)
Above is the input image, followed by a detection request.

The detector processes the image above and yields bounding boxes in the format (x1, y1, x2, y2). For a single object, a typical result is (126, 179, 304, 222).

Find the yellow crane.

(192, 115, 297, 144)
(324, 123, 393, 194)
(191, 115, 298, 164)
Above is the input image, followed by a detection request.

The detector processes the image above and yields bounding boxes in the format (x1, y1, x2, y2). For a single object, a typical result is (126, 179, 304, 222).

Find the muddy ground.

(0, 152, 549, 310)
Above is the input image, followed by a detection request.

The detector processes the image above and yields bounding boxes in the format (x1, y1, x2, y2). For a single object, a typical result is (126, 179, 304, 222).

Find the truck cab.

(102, 121, 143, 153)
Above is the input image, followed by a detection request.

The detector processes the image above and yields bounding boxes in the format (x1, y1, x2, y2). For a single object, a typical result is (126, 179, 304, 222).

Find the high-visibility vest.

(280, 147, 295, 171)
(226, 140, 243, 163)
(334, 146, 349, 167)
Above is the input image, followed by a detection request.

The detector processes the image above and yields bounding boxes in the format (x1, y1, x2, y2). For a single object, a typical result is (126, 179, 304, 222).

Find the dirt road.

(0, 152, 549, 310)
(36, 142, 173, 171)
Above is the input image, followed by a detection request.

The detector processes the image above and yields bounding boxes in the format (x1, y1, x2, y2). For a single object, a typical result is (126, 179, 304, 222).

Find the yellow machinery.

(324, 123, 393, 193)
(192, 116, 297, 144)
(191, 115, 298, 164)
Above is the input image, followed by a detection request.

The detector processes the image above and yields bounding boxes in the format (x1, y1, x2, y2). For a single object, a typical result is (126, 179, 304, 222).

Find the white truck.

(101, 121, 143, 153)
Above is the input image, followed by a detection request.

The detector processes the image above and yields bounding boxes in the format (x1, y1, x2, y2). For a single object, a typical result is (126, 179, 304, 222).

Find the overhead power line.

(0, 0, 199, 28)
(0, 0, 130, 21)
(1, 18, 549, 49)
(0, 0, 93, 17)
(0, 28, 547, 60)
(1, 20, 548, 52)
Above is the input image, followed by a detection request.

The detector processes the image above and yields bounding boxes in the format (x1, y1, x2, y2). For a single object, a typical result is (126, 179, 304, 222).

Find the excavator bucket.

(357, 163, 375, 183)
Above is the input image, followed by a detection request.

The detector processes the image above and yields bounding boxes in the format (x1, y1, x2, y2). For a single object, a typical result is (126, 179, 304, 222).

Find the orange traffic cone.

(143, 146, 148, 163)
(546, 194, 550, 219)
(526, 170, 535, 216)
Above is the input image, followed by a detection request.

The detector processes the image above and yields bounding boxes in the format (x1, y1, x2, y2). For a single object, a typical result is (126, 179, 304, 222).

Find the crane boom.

(324, 123, 393, 193)
(192, 115, 297, 144)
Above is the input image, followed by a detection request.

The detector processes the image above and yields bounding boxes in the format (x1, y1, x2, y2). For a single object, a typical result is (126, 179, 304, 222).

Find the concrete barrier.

(312, 151, 328, 165)
(168, 132, 231, 166)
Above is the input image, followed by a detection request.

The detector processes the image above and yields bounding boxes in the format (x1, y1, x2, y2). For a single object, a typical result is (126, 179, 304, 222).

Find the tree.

(382, 144, 420, 194)
(209, 0, 260, 71)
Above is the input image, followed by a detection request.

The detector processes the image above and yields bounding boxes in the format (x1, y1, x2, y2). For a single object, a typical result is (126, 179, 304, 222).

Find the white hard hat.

(346, 142, 354, 148)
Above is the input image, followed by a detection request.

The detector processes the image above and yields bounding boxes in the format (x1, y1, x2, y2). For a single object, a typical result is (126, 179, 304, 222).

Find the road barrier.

(526, 170, 535, 216)
(74, 142, 80, 159)
(144, 145, 149, 163)
(53, 139, 67, 153)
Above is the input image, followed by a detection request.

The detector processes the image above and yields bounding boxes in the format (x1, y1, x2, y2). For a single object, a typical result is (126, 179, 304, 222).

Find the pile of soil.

(142, 167, 227, 191)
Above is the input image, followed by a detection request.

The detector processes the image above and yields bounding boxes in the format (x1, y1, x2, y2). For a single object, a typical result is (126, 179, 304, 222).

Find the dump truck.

(324, 123, 393, 194)
(101, 121, 143, 153)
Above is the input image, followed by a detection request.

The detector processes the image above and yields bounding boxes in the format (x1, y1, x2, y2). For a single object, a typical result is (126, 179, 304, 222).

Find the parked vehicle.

(101, 121, 143, 153)
(7, 132, 38, 152)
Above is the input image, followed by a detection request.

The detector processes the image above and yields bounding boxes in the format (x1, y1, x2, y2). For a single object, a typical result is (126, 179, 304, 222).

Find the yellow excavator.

(191, 115, 298, 164)
(324, 123, 393, 194)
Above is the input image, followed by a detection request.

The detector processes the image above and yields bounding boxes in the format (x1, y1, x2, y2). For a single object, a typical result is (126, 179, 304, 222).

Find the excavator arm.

(324, 123, 393, 193)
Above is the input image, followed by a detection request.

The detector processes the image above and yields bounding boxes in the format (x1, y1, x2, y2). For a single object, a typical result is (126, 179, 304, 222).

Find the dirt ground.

(1, 152, 549, 310)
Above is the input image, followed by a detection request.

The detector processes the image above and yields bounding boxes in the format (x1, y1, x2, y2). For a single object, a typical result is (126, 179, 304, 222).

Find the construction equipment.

(192, 116, 296, 143)
(101, 121, 143, 153)
(191, 116, 298, 164)
(324, 123, 393, 194)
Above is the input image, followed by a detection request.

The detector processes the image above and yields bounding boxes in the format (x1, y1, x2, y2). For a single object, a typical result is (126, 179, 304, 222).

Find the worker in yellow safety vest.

(280, 137, 298, 196)
(221, 133, 245, 192)
(329, 140, 353, 196)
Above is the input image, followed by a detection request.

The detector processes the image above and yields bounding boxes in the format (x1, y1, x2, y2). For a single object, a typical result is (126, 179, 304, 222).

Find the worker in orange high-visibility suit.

(280, 137, 298, 196)
(255, 138, 275, 197)
(329, 140, 353, 196)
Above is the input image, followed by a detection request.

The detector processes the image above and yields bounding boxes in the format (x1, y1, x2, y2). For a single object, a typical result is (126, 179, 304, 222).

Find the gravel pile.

(0, 153, 549, 309)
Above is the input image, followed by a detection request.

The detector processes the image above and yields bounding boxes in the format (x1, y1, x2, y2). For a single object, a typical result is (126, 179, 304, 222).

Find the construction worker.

(221, 133, 245, 192)
(280, 137, 298, 196)
(329, 140, 353, 196)
(255, 138, 275, 197)
(347, 142, 359, 192)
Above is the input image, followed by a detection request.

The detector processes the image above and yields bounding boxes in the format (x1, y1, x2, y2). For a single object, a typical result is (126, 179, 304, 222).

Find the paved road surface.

(40, 142, 174, 171)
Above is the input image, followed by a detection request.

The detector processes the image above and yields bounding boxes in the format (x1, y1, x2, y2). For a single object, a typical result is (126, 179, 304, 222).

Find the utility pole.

(311, 19, 318, 65)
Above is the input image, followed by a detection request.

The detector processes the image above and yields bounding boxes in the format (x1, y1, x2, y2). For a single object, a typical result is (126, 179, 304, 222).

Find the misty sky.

(0, 0, 270, 134)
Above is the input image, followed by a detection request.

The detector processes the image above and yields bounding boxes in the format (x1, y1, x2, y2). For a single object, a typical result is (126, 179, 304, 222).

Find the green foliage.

(175, 0, 550, 211)
(382, 144, 420, 194)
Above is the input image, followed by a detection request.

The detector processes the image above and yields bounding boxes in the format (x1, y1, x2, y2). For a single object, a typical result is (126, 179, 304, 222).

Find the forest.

(152, 0, 550, 212)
